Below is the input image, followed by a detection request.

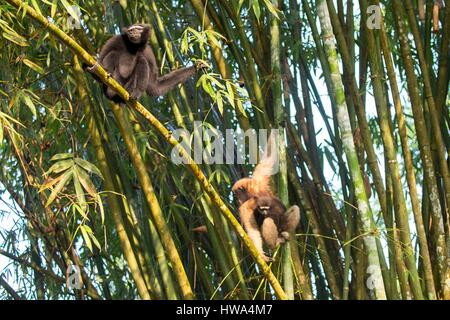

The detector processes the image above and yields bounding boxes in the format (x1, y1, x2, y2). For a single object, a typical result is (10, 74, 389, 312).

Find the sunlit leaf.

(75, 158, 103, 179)
(80, 225, 93, 252)
(96, 194, 105, 225)
(22, 58, 44, 74)
(61, 0, 80, 19)
(45, 169, 73, 207)
(2, 31, 28, 47)
(252, 0, 261, 21)
(261, 0, 280, 19)
(73, 167, 87, 214)
(50, 153, 74, 161)
(30, 0, 43, 16)
(46, 159, 74, 175)
(216, 92, 223, 115)
(21, 92, 37, 118)
(77, 167, 98, 196)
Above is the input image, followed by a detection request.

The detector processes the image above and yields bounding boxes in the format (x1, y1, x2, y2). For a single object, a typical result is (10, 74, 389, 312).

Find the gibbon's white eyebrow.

(128, 25, 143, 31)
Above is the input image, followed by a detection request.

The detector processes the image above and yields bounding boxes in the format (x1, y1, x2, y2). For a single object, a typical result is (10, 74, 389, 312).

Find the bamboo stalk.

(72, 57, 152, 300)
(403, 0, 450, 216)
(374, 1, 437, 298)
(392, 0, 450, 299)
(316, 0, 386, 300)
(364, 10, 424, 299)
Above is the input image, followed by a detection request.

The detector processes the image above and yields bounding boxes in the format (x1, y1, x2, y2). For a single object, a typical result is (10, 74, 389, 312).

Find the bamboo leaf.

(216, 92, 223, 115)
(261, 0, 280, 19)
(0, 124, 3, 146)
(50, 153, 74, 161)
(22, 58, 44, 74)
(60, 0, 79, 19)
(75, 158, 103, 179)
(2, 31, 28, 47)
(30, 0, 42, 15)
(73, 167, 87, 214)
(80, 225, 93, 252)
(20, 92, 37, 117)
(46, 159, 74, 175)
(252, 0, 261, 21)
(96, 194, 105, 225)
(45, 169, 73, 207)
(77, 167, 98, 196)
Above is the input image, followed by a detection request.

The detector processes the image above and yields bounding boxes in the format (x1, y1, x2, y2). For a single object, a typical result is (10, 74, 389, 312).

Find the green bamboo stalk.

(189, 0, 251, 131)
(403, 0, 450, 215)
(110, 103, 194, 299)
(286, 155, 342, 299)
(217, 0, 269, 126)
(392, 0, 450, 299)
(126, 113, 182, 299)
(375, 2, 436, 298)
(103, 143, 162, 297)
(199, 196, 241, 297)
(202, 191, 251, 299)
(435, 3, 450, 121)
(72, 57, 152, 300)
(316, 0, 386, 299)
(364, 13, 424, 299)
(324, 0, 388, 220)
(269, 0, 293, 300)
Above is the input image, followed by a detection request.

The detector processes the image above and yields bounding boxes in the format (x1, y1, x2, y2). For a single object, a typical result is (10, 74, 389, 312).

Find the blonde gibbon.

(232, 133, 300, 262)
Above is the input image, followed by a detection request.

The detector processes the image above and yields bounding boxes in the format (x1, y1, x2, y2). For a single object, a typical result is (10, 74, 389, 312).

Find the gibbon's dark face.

(255, 197, 272, 216)
(256, 205, 270, 216)
(255, 196, 286, 216)
(123, 24, 150, 45)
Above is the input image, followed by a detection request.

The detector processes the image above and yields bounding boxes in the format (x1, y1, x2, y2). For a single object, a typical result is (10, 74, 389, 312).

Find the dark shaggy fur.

(89, 24, 204, 102)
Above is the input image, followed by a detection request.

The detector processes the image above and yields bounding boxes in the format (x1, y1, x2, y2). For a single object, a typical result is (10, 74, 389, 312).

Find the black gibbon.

(232, 134, 300, 262)
(87, 23, 206, 102)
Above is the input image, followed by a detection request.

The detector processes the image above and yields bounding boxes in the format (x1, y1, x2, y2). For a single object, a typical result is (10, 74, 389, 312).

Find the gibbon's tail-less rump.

(231, 132, 300, 261)
(87, 23, 207, 102)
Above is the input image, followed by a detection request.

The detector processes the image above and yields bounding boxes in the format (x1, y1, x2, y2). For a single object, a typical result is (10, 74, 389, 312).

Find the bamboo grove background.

(0, 0, 448, 300)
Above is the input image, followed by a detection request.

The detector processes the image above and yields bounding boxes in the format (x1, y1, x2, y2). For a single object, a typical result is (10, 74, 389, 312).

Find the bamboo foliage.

(0, 0, 449, 300)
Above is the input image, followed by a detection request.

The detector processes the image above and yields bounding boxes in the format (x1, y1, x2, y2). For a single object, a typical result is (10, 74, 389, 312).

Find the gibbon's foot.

(129, 91, 141, 100)
(260, 251, 273, 262)
(276, 237, 286, 246)
(87, 61, 100, 73)
(195, 60, 209, 71)
(280, 231, 290, 241)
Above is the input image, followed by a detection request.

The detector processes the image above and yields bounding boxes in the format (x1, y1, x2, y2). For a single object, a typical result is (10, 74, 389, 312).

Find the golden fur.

(232, 133, 300, 261)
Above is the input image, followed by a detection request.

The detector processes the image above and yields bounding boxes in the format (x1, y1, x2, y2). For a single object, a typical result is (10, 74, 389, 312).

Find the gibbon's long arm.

(261, 218, 280, 250)
(284, 205, 300, 234)
(144, 46, 197, 97)
(100, 49, 121, 99)
(252, 131, 278, 193)
(123, 55, 150, 99)
(239, 198, 271, 261)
